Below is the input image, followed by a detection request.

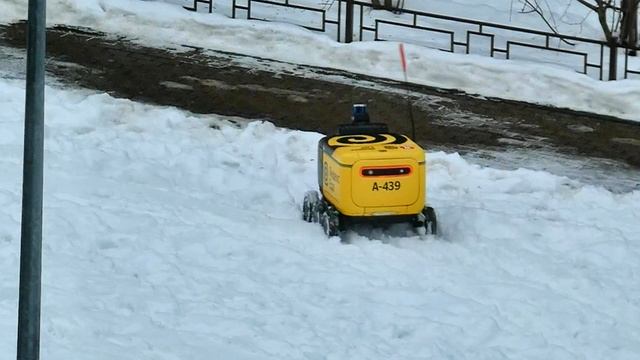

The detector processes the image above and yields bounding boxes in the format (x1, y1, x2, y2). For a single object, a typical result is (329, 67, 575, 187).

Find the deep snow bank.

(1, 79, 639, 359)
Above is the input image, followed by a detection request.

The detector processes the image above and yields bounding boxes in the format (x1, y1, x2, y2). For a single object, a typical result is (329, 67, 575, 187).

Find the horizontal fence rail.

(182, 0, 640, 81)
(184, 0, 212, 13)
(232, 0, 343, 41)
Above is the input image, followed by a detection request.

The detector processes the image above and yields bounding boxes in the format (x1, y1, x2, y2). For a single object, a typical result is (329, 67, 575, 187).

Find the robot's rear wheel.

(302, 191, 320, 223)
(320, 203, 340, 237)
(422, 206, 437, 235)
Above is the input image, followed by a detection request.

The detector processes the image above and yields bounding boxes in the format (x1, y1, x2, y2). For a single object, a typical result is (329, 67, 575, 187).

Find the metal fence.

(184, 0, 640, 81)
(231, 0, 342, 37)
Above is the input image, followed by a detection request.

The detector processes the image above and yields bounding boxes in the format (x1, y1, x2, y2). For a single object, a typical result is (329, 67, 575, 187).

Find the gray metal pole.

(17, 0, 46, 359)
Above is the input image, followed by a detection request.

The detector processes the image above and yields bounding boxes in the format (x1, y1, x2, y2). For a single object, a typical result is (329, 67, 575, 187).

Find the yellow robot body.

(302, 104, 437, 237)
(318, 133, 426, 217)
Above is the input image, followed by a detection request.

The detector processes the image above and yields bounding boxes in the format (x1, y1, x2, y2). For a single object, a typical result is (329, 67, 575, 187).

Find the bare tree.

(518, 0, 576, 45)
(520, 1, 638, 51)
(575, 0, 638, 54)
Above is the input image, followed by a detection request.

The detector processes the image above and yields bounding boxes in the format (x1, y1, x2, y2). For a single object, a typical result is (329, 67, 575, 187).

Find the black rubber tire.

(423, 206, 438, 235)
(320, 211, 330, 235)
(320, 204, 340, 237)
(302, 191, 320, 223)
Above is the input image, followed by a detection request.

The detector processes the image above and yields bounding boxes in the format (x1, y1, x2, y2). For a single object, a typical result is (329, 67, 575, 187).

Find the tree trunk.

(621, 0, 638, 55)
(595, 4, 615, 44)
(371, 0, 402, 11)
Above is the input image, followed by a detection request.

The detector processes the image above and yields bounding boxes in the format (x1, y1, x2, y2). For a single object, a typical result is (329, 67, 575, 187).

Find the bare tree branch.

(576, 0, 598, 12)
(541, 0, 559, 30)
(522, 0, 576, 45)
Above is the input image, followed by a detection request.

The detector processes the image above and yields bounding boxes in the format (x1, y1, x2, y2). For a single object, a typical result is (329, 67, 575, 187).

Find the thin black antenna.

(407, 94, 415, 140)
(398, 43, 416, 140)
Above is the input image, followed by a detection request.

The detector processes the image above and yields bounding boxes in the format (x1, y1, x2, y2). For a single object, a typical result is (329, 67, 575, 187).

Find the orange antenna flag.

(399, 43, 407, 72)
(399, 43, 408, 81)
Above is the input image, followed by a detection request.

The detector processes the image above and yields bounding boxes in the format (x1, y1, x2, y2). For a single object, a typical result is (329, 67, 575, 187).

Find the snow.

(1, 0, 640, 121)
(2, 0, 640, 359)
(1, 77, 640, 359)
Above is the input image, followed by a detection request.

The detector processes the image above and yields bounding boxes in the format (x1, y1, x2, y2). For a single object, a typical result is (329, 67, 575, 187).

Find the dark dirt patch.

(2, 22, 640, 168)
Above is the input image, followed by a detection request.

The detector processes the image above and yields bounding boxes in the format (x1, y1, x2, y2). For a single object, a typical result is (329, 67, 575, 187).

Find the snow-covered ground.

(2, 1, 640, 359)
(2, 77, 640, 359)
(2, 0, 640, 121)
